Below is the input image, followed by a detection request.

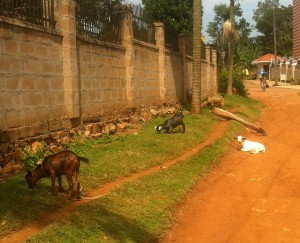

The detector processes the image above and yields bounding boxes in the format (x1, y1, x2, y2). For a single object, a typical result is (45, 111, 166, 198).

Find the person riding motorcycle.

(260, 74, 267, 92)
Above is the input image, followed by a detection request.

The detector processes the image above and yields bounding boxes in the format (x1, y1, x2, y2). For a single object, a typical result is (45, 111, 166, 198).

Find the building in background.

(294, 0, 300, 57)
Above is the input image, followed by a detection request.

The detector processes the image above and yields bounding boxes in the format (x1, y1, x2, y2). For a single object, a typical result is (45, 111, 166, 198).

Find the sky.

(125, 0, 292, 42)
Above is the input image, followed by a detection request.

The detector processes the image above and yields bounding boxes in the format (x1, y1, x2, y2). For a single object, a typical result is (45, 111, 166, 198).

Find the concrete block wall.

(165, 51, 184, 101)
(77, 39, 127, 113)
(0, 2, 218, 149)
(0, 17, 65, 130)
(293, 69, 300, 83)
(201, 62, 208, 97)
(132, 41, 160, 105)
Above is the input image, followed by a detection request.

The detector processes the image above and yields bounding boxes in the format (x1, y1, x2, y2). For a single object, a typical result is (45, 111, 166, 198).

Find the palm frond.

(223, 20, 232, 40)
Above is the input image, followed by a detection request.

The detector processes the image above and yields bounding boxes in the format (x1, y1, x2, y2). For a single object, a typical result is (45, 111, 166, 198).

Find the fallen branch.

(212, 108, 267, 136)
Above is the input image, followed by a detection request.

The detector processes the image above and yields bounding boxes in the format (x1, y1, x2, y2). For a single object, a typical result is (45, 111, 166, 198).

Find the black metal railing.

(76, 0, 125, 45)
(132, 4, 155, 45)
(164, 22, 179, 52)
(185, 32, 193, 56)
(0, 0, 56, 29)
(185, 32, 206, 59)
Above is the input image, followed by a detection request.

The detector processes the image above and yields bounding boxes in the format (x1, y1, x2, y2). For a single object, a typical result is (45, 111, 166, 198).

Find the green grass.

(0, 95, 262, 241)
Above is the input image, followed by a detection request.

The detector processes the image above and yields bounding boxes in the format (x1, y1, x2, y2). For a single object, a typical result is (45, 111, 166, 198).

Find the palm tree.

(191, 0, 202, 114)
(227, 0, 235, 95)
(223, 0, 240, 95)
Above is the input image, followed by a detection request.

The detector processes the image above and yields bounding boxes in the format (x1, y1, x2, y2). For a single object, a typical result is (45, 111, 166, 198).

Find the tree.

(275, 5, 293, 56)
(206, 3, 243, 51)
(236, 37, 262, 72)
(208, 0, 251, 95)
(207, 2, 255, 71)
(191, 0, 202, 114)
(142, 0, 193, 32)
(226, 0, 235, 95)
(253, 0, 293, 56)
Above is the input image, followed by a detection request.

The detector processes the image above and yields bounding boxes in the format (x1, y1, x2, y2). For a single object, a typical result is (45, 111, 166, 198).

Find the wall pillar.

(205, 46, 211, 96)
(292, 64, 295, 80)
(122, 6, 134, 107)
(155, 22, 166, 102)
(212, 49, 218, 94)
(56, 0, 80, 118)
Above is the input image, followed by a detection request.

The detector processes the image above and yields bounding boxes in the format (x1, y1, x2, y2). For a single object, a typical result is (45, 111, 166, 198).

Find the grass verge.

(0, 95, 261, 241)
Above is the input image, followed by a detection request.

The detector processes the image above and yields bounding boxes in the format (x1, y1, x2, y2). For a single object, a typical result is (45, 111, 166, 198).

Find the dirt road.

(162, 80, 300, 243)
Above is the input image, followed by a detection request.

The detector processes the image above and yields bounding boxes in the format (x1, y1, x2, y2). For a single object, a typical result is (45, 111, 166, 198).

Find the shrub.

(22, 146, 46, 169)
(218, 69, 248, 96)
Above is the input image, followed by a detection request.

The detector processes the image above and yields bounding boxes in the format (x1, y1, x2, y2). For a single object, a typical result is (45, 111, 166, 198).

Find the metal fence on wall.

(185, 32, 206, 59)
(76, 0, 125, 45)
(164, 22, 179, 52)
(132, 4, 155, 45)
(0, 0, 55, 28)
(0, 0, 207, 61)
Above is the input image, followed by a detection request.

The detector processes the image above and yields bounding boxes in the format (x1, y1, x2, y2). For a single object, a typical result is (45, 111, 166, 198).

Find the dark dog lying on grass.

(155, 110, 185, 133)
(25, 151, 89, 200)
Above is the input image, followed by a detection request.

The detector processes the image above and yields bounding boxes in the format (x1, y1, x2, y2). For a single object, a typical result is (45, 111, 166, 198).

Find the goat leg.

(74, 172, 82, 199)
(58, 175, 63, 192)
(50, 172, 57, 196)
(182, 123, 185, 133)
(66, 173, 74, 200)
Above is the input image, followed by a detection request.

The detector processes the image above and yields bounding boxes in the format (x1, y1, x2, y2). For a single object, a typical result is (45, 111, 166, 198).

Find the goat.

(204, 95, 225, 109)
(155, 110, 185, 133)
(25, 151, 89, 200)
(236, 136, 266, 154)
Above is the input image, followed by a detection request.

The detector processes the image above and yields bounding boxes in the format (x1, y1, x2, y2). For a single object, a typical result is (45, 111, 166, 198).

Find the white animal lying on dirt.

(236, 136, 266, 154)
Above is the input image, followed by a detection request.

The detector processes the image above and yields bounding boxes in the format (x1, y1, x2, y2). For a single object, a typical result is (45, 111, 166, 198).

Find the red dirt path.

(162, 80, 300, 243)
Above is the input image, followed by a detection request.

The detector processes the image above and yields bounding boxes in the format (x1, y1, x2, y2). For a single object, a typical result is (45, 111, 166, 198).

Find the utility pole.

(273, 1, 278, 85)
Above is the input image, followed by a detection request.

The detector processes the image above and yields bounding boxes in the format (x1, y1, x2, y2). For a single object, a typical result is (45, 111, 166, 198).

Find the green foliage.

(22, 145, 47, 170)
(207, 1, 292, 72)
(206, 3, 255, 72)
(253, 0, 293, 56)
(236, 37, 262, 73)
(27, 140, 232, 242)
(142, 0, 193, 32)
(219, 69, 248, 96)
(206, 3, 243, 47)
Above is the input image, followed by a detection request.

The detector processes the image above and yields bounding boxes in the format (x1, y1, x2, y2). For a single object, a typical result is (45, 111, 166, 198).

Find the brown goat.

(205, 95, 225, 109)
(25, 151, 89, 200)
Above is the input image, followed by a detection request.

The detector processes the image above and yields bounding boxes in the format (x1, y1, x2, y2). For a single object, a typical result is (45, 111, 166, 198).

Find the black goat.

(155, 111, 185, 133)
